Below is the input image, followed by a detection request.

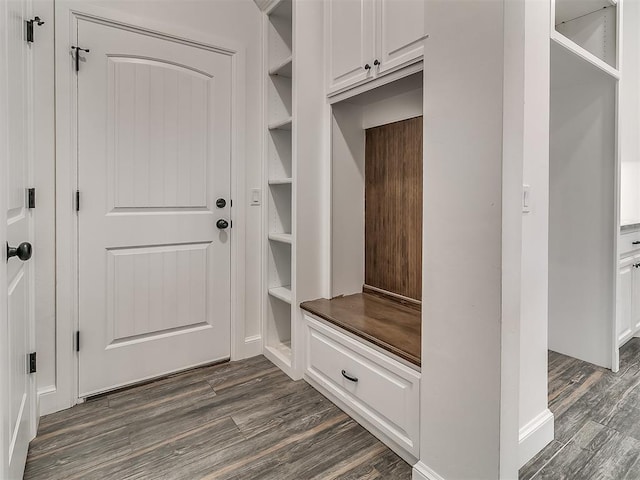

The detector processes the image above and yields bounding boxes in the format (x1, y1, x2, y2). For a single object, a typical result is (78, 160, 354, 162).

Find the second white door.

(77, 18, 232, 396)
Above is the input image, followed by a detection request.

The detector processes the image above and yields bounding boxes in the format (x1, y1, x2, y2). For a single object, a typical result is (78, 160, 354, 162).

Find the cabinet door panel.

(619, 262, 633, 344)
(377, 0, 425, 74)
(326, 0, 374, 94)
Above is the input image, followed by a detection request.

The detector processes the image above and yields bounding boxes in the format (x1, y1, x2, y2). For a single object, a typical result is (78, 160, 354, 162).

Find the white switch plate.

(523, 184, 531, 213)
(250, 188, 261, 206)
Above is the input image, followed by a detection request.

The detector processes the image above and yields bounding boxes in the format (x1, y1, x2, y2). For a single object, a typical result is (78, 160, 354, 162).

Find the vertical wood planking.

(109, 245, 209, 343)
(111, 59, 210, 209)
(364, 116, 422, 301)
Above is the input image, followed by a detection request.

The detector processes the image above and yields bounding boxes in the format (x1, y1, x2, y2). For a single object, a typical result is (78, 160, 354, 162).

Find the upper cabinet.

(326, 0, 426, 97)
(377, 0, 426, 74)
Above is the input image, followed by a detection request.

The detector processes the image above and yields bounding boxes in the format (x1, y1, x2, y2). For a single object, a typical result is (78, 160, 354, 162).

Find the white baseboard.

(413, 461, 446, 480)
(233, 335, 262, 360)
(519, 408, 554, 467)
(242, 335, 262, 358)
(38, 385, 67, 416)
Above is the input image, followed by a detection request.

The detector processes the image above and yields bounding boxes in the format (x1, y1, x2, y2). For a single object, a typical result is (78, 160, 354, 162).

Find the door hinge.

(75, 331, 80, 352)
(75, 190, 80, 212)
(25, 16, 44, 43)
(28, 352, 37, 374)
(27, 188, 36, 209)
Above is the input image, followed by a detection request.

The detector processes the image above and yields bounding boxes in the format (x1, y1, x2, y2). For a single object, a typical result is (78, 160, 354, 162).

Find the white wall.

(621, 0, 640, 226)
(417, 0, 511, 478)
(38, 0, 263, 413)
(518, 0, 554, 467)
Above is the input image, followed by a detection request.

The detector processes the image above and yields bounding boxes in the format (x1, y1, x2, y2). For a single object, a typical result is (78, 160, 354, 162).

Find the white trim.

(242, 335, 263, 359)
(519, 408, 554, 467)
(54, 2, 248, 411)
(412, 462, 446, 480)
(37, 386, 59, 417)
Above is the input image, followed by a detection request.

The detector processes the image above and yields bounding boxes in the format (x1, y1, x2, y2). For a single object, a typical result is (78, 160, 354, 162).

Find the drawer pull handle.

(633, 241, 640, 245)
(341, 370, 358, 383)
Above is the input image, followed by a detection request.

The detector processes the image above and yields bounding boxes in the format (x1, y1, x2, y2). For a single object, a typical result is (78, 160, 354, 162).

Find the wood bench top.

(300, 292, 421, 366)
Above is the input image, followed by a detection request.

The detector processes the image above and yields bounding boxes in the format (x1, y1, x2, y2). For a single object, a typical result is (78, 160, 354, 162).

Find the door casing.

(53, 2, 250, 410)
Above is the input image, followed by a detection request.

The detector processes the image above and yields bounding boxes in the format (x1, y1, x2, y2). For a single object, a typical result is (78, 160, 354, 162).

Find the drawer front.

(305, 316, 420, 456)
(619, 230, 640, 256)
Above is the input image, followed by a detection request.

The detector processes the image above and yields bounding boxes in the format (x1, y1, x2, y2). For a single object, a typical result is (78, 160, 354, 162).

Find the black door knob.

(7, 242, 32, 262)
(216, 219, 229, 229)
(216, 198, 227, 208)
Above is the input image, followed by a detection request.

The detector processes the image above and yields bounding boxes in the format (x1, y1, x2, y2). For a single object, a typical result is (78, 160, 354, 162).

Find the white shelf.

(268, 286, 292, 304)
(555, 0, 616, 25)
(268, 117, 293, 131)
(269, 177, 293, 185)
(269, 56, 292, 78)
(551, 31, 620, 80)
(268, 232, 293, 244)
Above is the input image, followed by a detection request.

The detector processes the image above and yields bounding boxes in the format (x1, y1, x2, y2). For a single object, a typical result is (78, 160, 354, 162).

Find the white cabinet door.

(377, 0, 426, 74)
(326, 0, 374, 94)
(619, 260, 634, 344)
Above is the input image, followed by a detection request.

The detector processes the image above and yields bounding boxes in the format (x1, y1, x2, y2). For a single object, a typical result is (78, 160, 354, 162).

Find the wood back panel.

(365, 116, 423, 301)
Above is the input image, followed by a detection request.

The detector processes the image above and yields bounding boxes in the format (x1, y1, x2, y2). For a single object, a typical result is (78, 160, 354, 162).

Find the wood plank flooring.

(24, 356, 411, 480)
(520, 338, 640, 479)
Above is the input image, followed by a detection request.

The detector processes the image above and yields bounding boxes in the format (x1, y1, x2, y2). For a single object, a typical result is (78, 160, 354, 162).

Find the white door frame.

(54, 2, 248, 410)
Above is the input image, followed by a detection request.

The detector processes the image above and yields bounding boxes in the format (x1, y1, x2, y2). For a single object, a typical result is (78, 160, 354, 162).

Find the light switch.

(523, 184, 531, 213)
(250, 188, 261, 206)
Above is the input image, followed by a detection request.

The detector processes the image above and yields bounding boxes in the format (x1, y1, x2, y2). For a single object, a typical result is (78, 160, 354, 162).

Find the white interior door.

(1, 0, 37, 478)
(77, 18, 232, 396)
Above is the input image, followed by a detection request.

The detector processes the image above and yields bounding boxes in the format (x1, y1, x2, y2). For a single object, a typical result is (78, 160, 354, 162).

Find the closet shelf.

(269, 56, 293, 78)
(555, 0, 616, 25)
(269, 286, 292, 304)
(268, 117, 293, 131)
(551, 31, 619, 80)
(268, 232, 293, 244)
(269, 177, 293, 185)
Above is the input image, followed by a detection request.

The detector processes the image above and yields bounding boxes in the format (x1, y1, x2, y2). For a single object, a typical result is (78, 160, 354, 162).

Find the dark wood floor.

(24, 356, 411, 480)
(520, 338, 640, 479)
(28, 339, 640, 480)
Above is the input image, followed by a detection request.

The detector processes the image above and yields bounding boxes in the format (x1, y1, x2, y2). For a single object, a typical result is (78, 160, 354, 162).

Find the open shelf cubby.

(268, 75, 292, 127)
(554, 0, 618, 71)
(265, 295, 292, 364)
(268, 183, 292, 235)
(268, 129, 292, 179)
(267, 0, 292, 71)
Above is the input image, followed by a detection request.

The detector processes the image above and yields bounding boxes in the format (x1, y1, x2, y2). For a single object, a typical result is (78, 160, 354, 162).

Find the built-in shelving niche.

(264, 0, 294, 372)
(331, 72, 424, 300)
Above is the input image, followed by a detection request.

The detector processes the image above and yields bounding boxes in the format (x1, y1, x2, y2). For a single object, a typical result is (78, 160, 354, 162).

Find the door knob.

(6, 242, 32, 262)
(216, 198, 227, 208)
(216, 219, 229, 230)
